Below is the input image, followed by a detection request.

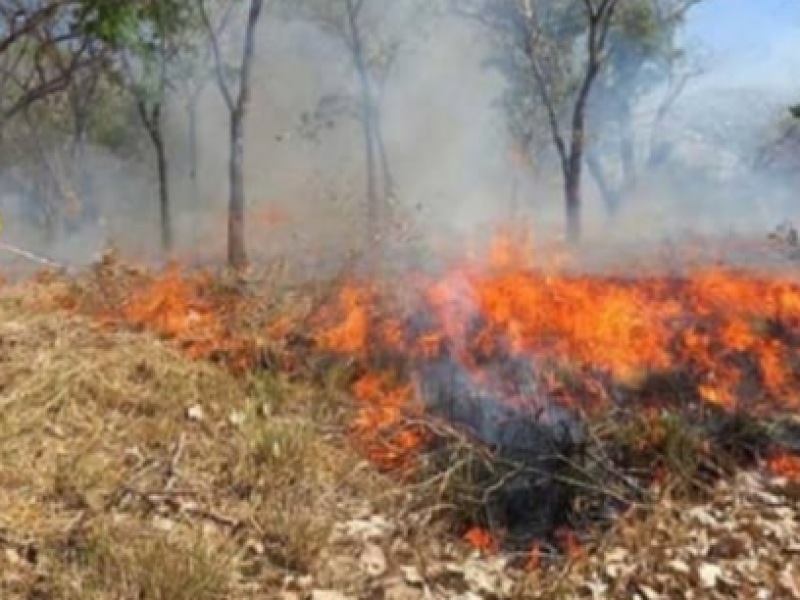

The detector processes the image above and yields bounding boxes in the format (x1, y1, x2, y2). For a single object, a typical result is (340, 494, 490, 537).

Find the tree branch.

(196, 0, 235, 112)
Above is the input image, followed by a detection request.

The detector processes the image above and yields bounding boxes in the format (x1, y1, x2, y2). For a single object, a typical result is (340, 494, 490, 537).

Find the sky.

(685, 0, 800, 91)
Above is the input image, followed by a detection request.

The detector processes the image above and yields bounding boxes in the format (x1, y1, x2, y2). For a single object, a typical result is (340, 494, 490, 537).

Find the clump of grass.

(47, 525, 234, 600)
(250, 417, 321, 476)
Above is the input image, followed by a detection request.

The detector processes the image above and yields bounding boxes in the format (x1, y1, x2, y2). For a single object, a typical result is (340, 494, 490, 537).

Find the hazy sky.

(686, 0, 800, 90)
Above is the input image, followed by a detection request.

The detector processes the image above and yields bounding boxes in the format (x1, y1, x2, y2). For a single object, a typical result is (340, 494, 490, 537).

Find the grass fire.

(2, 0, 800, 599)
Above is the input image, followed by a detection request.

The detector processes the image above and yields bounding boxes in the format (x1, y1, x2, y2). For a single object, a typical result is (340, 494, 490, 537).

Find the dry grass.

(2, 273, 800, 600)
(0, 299, 397, 599)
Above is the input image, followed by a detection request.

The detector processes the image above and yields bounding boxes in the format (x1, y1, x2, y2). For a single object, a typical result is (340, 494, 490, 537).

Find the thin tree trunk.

(188, 94, 199, 189)
(564, 170, 581, 243)
(586, 151, 621, 217)
(154, 131, 172, 253)
(137, 100, 173, 253)
(228, 109, 246, 268)
(360, 94, 379, 244)
(24, 108, 65, 240)
(374, 99, 395, 205)
(346, 0, 381, 249)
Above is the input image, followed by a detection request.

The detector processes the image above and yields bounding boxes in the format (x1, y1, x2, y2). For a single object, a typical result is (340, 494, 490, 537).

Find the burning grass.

(3, 231, 800, 597)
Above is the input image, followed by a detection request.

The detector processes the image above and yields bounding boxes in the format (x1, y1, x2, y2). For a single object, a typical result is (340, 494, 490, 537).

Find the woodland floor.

(0, 252, 799, 600)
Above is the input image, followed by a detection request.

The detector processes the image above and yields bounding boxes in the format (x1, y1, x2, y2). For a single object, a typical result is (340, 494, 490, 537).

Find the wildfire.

(309, 232, 800, 489)
(121, 263, 221, 358)
(26, 229, 800, 504)
(6, 224, 800, 563)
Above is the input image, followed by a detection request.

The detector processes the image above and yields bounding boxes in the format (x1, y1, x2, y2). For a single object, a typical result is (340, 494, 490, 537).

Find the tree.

(464, 0, 621, 243)
(0, 1, 113, 239)
(83, 0, 199, 254)
(584, 0, 703, 216)
(171, 2, 235, 197)
(280, 0, 419, 250)
(0, 1, 107, 123)
(198, 0, 266, 269)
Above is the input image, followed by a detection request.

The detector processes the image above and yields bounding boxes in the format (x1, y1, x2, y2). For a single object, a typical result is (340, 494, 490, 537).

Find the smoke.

(1, 0, 797, 272)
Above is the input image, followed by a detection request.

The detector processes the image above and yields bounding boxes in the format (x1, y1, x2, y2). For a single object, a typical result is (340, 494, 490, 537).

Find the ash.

(414, 350, 586, 547)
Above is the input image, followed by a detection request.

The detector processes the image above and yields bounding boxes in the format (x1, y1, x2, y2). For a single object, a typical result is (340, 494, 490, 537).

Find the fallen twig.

(0, 241, 65, 269)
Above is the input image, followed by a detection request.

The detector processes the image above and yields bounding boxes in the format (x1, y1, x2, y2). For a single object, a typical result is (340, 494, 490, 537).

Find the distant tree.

(0, 1, 112, 238)
(198, 0, 266, 269)
(280, 0, 424, 250)
(585, 0, 703, 216)
(0, 1, 106, 123)
(169, 2, 235, 197)
(85, 0, 199, 253)
(463, 0, 622, 243)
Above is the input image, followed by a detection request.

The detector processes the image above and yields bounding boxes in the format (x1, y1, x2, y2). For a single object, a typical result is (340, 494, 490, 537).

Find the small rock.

(187, 405, 204, 421)
(360, 542, 388, 578)
(605, 547, 628, 563)
(400, 565, 425, 586)
(696, 563, 722, 589)
(228, 410, 246, 426)
(463, 558, 513, 597)
(4, 548, 21, 565)
(334, 516, 394, 543)
(152, 516, 176, 532)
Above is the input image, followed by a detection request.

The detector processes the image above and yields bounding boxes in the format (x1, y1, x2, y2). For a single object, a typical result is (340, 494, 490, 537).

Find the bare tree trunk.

(360, 94, 379, 244)
(374, 98, 395, 205)
(346, 0, 382, 248)
(564, 170, 581, 243)
(200, 0, 264, 269)
(23, 108, 66, 241)
(154, 131, 172, 253)
(228, 108, 246, 268)
(586, 151, 622, 217)
(521, 0, 618, 244)
(137, 100, 173, 253)
(564, 90, 591, 243)
(188, 94, 199, 189)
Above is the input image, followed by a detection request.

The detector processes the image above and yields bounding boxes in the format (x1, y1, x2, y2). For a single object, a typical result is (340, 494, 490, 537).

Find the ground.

(1, 250, 800, 600)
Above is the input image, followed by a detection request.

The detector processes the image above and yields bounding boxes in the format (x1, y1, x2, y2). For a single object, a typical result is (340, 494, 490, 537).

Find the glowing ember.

(525, 543, 541, 571)
(767, 452, 800, 481)
(464, 526, 498, 554)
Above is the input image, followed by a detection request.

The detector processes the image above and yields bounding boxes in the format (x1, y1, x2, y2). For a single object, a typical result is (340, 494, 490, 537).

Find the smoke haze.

(0, 0, 798, 272)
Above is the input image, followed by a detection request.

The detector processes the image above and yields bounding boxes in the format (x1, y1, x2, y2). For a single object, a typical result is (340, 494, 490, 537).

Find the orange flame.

(313, 230, 800, 475)
(767, 452, 800, 481)
(463, 527, 498, 554)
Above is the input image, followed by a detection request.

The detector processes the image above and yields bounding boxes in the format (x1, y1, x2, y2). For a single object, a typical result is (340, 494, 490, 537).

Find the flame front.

(316, 235, 800, 468)
(42, 233, 800, 474)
